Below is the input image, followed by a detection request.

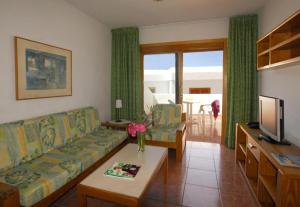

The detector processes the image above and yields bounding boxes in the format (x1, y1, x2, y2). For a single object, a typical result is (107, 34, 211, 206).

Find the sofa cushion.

(85, 107, 99, 131)
(22, 119, 43, 160)
(146, 126, 177, 142)
(67, 107, 99, 139)
(0, 125, 14, 171)
(87, 128, 127, 151)
(0, 121, 43, 171)
(153, 104, 182, 127)
(0, 155, 82, 207)
(52, 139, 107, 170)
(42, 128, 127, 171)
(58, 128, 127, 170)
(37, 113, 71, 153)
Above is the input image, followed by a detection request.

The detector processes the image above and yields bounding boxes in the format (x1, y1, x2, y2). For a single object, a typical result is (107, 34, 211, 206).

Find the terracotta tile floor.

(186, 114, 222, 143)
(51, 141, 258, 207)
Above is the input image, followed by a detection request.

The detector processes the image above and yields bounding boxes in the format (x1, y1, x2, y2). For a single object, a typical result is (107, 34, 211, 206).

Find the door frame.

(140, 38, 227, 144)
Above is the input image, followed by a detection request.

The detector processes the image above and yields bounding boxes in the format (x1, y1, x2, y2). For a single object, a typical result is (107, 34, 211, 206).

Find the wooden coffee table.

(77, 144, 168, 207)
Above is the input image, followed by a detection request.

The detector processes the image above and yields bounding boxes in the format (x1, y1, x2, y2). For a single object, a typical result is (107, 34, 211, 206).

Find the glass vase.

(137, 132, 145, 152)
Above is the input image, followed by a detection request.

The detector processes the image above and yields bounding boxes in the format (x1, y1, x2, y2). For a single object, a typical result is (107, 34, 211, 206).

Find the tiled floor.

(51, 141, 258, 207)
(186, 114, 222, 143)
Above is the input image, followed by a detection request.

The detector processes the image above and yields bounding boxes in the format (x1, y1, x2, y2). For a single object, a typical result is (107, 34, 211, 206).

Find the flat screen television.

(259, 95, 284, 143)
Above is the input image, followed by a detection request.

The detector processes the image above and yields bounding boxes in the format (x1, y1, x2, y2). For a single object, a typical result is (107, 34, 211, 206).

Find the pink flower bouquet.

(128, 123, 148, 152)
(128, 108, 154, 152)
(128, 123, 146, 137)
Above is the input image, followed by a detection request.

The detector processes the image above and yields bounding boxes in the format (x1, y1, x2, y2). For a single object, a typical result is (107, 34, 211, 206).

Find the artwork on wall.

(15, 37, 72, 100)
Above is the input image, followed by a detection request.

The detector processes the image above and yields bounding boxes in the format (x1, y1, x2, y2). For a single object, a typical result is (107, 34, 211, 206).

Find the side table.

(101, 119, 131, 131)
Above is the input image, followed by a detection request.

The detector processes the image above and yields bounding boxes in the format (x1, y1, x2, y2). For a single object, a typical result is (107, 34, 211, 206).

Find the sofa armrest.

(181, 113, 187, 122)
(0, 182, 20, 207)
(176, 122, 186, 132)
(175, 122, 187, 161)
(96, 120, 102, 128)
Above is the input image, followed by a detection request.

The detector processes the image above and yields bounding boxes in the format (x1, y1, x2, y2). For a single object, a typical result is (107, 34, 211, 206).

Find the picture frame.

(15, 36, 72, 100)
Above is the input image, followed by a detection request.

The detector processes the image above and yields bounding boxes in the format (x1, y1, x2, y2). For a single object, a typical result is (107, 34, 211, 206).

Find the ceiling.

(65, 0, 267, 28)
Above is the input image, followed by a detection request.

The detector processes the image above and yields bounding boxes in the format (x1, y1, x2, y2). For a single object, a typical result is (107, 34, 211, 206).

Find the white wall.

(145, 79, 222, 94)
(0, 0, 111, 123)
(258, 0, 300, 146)
(183, 80, 223, 94)
(144, 81, 170, 93)
(139, 18, 228, 44)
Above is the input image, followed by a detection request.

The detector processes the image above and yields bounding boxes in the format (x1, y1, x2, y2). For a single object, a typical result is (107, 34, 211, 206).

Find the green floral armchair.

(146, 104, 187, 161)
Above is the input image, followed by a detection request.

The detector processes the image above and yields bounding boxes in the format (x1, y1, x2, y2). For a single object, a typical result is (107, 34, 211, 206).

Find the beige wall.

(258, 0, 300, 146)
(139, 17, 228, 44)
(0, 0, 111, 123)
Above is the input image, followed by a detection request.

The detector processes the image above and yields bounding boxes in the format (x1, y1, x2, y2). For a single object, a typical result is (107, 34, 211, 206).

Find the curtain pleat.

(225, 15, 258, 148)
(111, 27, 142, 121)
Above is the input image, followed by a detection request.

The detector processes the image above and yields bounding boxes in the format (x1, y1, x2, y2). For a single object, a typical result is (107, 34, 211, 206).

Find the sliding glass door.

(143, 53, 176, 113)
(141, 39, 227, 144)
(182, 51, 224, 142)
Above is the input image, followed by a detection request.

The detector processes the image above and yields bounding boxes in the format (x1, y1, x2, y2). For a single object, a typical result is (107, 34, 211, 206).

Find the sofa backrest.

(0, 107, 99, 172)
(66, 107, 99, 140)
(0, 120, 44, 172)
(152, 104, 182, 127)
(37, 112, 71, 153)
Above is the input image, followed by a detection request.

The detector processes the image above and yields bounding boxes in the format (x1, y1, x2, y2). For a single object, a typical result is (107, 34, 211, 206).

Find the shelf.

(239, 159, 261, 206)
(270, 33, 300, 52)
(239, 143, 246, 156)
(238, 160, 246, 172)
(257, 9, 300, 70)
(257, 53, 270, 69)
(259, 175, 277, 202)
(258, 56, 300, 70)
(268, 56, 300, 69)
(270, 37, 300, 65)
(257, 65, 270, 71)
(235, 124, 247, 163)
(270, 12, 300, 47)
(258, 49, 270, 57)
(257, 36, 270, 54)
(261, 203, 275, 207)
(249, 177, 258, 194)
(236, 124, 300, 207)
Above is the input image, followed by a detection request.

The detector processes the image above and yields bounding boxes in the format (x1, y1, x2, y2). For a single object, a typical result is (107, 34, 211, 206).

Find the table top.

(108, 120, 131, 125)
(101, 120, 131, 130)
(80, 144, 167, 198)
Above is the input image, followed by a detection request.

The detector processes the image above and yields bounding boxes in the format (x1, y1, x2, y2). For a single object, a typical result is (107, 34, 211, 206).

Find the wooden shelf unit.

(257, 9, 300, 70)
(235, 124, 300, 207)
(239, 143, 246, 155)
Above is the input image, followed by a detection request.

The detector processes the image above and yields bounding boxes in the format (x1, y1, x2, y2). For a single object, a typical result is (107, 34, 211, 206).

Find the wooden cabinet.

(257, 9, 300, 70)
(235, 124, 300, 207)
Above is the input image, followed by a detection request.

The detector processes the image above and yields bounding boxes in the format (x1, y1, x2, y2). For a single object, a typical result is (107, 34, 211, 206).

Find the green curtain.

(111, 27, 142, 121)
(225, 15, 258, 148)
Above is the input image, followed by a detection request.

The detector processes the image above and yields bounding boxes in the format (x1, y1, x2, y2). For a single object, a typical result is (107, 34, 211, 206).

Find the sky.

(144, 51, 223, 70)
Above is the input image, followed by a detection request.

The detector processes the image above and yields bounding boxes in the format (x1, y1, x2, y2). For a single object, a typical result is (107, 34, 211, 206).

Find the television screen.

(260, 97, 277, 135)
(259, 96, 284, 143)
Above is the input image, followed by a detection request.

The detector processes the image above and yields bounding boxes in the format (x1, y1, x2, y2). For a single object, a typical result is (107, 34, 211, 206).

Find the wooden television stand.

(235, 123, 300, 207)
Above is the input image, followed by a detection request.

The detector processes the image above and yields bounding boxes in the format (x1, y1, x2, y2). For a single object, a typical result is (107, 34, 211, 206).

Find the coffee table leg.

(77, 185, 87, 207)
(163, 155, 168, 184)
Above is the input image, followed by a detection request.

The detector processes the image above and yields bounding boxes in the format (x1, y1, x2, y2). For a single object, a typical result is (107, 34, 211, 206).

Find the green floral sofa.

(0, 107, 127, 207)
(145, 104, 186, 161)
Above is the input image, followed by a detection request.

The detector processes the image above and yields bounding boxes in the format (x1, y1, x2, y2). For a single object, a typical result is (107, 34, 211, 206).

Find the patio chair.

(145, 104, 187, 161)
(199, 99, 220, 125)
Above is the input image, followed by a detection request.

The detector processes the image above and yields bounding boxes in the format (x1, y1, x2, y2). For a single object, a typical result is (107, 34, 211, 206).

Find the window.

(143, 53, 176, 112)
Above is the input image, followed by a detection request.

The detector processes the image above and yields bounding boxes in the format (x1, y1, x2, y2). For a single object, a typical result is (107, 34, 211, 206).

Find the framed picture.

(15, 37, 72, 100)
